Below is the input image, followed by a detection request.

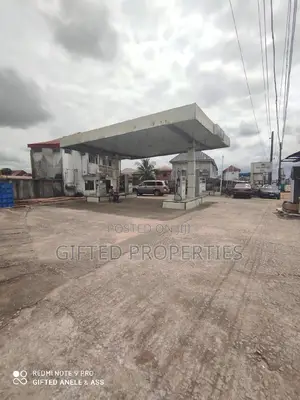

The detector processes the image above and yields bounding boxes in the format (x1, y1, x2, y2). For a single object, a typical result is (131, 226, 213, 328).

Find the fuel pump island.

(60, 103, 230, 210)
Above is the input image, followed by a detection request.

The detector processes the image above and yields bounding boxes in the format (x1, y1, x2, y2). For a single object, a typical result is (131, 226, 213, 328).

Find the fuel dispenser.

(199, 178, 206, 193)
(120, 174, 133, 194)
(125, 175, 133, 194)
(195, 170, 207, 196)
(175, 170, 186, 200)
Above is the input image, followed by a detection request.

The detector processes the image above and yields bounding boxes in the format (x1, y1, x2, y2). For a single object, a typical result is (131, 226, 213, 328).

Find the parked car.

(259, 184, 280, 199)
(232, 183, 252, 199)
(251, 184, 262, 197)
(136, 180, 169, 196)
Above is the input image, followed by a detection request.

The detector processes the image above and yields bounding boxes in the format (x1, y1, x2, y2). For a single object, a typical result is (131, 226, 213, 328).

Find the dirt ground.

(0, 196, 300, 399)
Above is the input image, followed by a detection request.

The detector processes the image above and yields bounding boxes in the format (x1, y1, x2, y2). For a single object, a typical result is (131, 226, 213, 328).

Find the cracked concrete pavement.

(0, 197, 300, 399)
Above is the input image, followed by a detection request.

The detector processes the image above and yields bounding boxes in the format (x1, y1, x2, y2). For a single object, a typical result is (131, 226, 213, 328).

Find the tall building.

(27, 138, 120, 196)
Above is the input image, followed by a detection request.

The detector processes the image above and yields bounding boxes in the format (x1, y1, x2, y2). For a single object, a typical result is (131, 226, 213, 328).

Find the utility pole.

(220, 155, 224, 195)
(269, 131, 274, 184)
(278, 141, 283, 190)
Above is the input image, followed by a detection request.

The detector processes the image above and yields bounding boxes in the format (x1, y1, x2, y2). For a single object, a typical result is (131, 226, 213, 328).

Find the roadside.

(0, 197, 300, 399)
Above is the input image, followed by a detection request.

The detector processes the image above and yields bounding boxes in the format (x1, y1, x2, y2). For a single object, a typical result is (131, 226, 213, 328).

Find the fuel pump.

(121, 174, 133, 194)
(174, 170, 186, 201)
(127, 175, 133, 194)
(199, 178, 206, 193)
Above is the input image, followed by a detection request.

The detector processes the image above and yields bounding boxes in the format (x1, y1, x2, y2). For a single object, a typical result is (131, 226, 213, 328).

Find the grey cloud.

(0, 147, 30, 170)
(180, 0, 227, 16)
(190, 1, 300, 71)
(0, 150, 22, 164)
(185, 65, 265, 108)
(145, 80, 172, 99)
(48, 0, 118, 61)
(226, 140, 241, 152)
(122, 0, 166, 41)
(0, 68, 51, 129)
(202, 37, 273, 71)
(239, 121, 257, 137)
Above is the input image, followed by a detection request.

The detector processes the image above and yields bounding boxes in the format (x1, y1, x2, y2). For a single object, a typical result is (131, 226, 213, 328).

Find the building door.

(105, 179, 111, 193)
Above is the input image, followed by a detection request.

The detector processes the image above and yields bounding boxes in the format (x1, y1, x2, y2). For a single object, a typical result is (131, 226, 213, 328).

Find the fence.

(0, 178, 64, 200)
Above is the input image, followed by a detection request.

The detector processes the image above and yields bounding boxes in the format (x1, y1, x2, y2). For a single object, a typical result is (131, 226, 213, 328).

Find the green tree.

(1, 168, 12, 175)
(135, 158, 157, 181)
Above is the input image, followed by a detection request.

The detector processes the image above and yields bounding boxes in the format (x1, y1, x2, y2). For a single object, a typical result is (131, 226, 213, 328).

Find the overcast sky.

(0, 0, 299, 175)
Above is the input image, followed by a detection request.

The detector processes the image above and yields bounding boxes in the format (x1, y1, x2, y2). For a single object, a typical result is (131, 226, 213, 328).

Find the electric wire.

(278, 0, 292, 120)
(270, 0, 280, 144)
(228, 0, 267, 158)
(281, 0, 298, 142)
(257, 0, 271, 137)
(262, 0, 272, 135)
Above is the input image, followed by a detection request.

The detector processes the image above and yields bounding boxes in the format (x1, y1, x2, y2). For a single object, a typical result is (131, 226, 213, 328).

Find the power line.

(262, 0, 272, 134)
(282, 0, 298, 142)
(228, 0, 267, 158)
(270, 0, 280, 144)
(278, 0, 292, 119)
(257, 0, 271, 136)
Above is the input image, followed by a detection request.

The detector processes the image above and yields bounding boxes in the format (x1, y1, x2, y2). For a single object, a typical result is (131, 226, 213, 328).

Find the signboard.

(251, 162, 272, 174)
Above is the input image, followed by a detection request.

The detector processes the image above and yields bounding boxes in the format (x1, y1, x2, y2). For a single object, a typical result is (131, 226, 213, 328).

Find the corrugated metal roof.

(170, 151, 216, 166)
(11, 170, 28, 176)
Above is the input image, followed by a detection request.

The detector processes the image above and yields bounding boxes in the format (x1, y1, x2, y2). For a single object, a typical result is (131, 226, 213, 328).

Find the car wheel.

(154, 189, 160, 196)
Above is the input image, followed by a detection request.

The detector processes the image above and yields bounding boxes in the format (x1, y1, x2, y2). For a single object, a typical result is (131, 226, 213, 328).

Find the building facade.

(170, 151, 218, 180)
(223, 165, 241, 181)
(155, 166, 172, 182)
(250, 161, 272, 185)
(28, 139, 120, 197)
(121, 166, 173, 183)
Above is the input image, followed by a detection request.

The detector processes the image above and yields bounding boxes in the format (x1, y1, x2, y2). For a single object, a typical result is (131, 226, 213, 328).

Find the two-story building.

(170, 151, 218, 180)
(27, 138, 120, 197)
(222, 165, 241, 181)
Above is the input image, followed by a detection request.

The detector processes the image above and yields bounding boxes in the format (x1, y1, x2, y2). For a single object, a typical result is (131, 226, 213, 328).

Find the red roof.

(27, 138, 61, 149)
(223, 165, 241, 173)
(11, 170, 28, 176)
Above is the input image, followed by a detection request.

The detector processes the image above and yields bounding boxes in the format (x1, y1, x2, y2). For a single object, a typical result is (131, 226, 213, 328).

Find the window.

(53, 148, 60, 153)
(145, 181, 155, 186)
(64, 149, 72, 154)
(156, 181, 163, 186)
(85, 180, 95, 190)
(108, 159, 112, 167)
(89, 154, 97, 163)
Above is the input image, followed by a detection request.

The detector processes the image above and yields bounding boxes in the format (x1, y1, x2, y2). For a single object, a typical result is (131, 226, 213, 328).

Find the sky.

(0, 0, 299, 176)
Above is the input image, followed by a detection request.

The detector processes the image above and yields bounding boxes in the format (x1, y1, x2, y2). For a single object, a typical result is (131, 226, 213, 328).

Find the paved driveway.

(0, 197, 299, 399)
